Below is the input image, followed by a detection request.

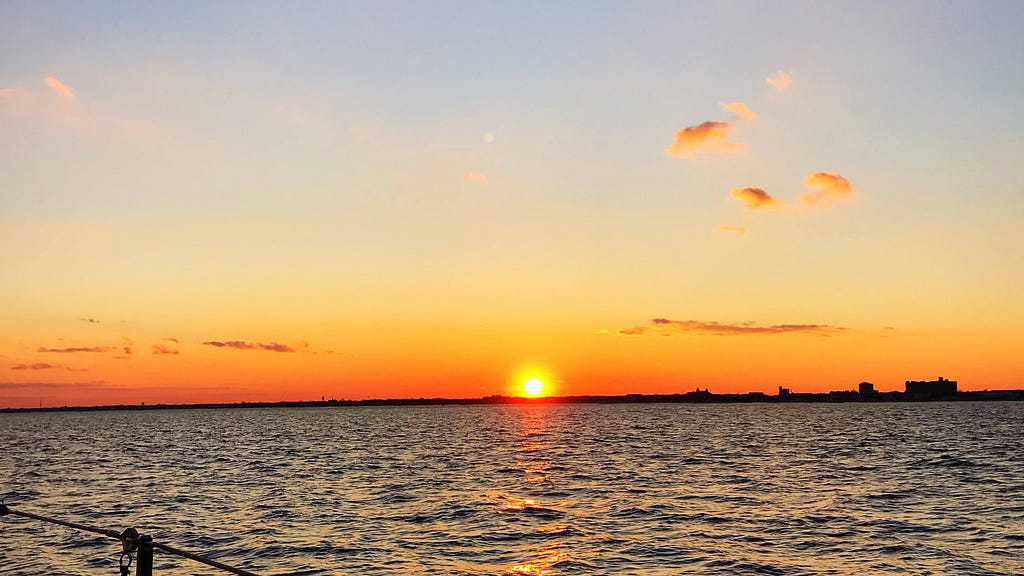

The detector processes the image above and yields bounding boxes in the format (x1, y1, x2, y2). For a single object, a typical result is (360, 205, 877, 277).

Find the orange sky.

(3, 4, 1023, 408)
(2, 316, 1021, 408)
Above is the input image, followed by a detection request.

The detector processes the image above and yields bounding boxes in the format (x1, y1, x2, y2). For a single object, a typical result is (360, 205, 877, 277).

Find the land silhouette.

(4, 377, 1022, 413)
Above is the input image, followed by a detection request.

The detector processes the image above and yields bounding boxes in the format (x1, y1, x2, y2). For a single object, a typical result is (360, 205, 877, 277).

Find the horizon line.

(4, 388, 1023, 413)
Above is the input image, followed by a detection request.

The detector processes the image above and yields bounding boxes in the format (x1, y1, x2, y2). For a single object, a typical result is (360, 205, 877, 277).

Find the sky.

(2, 1, 1023, 407)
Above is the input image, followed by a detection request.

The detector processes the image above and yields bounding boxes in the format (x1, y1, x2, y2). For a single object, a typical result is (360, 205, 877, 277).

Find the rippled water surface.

(3, 402, 1024, 575)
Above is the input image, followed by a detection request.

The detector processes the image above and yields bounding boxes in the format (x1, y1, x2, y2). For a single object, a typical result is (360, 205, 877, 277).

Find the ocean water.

(2, 402, 1023, 575)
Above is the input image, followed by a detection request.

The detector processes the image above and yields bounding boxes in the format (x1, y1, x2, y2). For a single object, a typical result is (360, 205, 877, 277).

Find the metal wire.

(1, 503, 263, 576)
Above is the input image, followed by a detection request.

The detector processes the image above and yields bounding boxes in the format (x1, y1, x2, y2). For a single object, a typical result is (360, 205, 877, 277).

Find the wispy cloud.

(80, 317, 100, 324)
(11, 363, 87, 372)
(162, 337, 179, 343)
(45, 76, 76, 101)
(0, 380, 108, 390)
(0, 87, 30, 100)
(731, 187, 781, 209)
(767, 71, 792, 93)
(665, 121, 743, 158)
(719, 225, 748, 235)
(0, 85, 35, 119)
(118, 337, 135, 356)
(2, 76, 154, 135)
(1, 77, 82, 127)
(465, 172, 487, 183)
(801, 172, 856, 205)
(151, 344, 180, 355)
(38, 346, 109, 354)
(614, 318, 843, 337)
(719, 101, 757, 121)
(12, 363, 55, 371)
(202, 341, 296, 353)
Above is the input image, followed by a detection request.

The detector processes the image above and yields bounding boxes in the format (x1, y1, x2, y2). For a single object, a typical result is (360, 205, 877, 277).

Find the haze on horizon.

(2, 2, 1023, 408)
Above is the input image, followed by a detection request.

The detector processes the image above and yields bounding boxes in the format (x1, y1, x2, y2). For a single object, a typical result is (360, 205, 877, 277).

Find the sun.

(523, 377, 544, 396)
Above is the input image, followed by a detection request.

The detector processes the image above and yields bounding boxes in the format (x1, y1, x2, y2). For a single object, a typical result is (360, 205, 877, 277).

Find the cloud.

(617, 318, 843, 337)
(12, 363, 55, 370)
(1, 77, 82, 126)
(202, 341, 296, 352)
(151, 344, 180, 355)
(80, 317, 100, 324)
(801, 172, 856, 205)
(11, 363, 87, 372)
(0, 86, 34, 117)
(2, 77, 150, 134)
(665, 121, 743, 158)
(719, 102, 757, 121)
(45, 76, 76, 101)
(731, 187, 781, 209)
(260, 342, 294, 352)
(594, 328, 609, 334)
(162, 337, 179, 343)
(0, 380, 108, 391)
(38, 346, 109, 353)
(767, 71, 792, 93)
(719, 225, 748, 235)
(465, 172, 487, 182)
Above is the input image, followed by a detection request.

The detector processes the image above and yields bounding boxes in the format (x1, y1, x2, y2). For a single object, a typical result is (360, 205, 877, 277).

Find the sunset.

(1, 3, 1021, 409)
(2, 2, 1023, 575)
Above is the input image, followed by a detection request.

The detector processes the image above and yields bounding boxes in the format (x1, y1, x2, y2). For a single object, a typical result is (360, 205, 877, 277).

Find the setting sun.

(523, 378, 544, 396)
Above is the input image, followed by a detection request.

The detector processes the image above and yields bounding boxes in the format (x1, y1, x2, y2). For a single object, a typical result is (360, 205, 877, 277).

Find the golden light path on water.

(497, 409, 568, 576)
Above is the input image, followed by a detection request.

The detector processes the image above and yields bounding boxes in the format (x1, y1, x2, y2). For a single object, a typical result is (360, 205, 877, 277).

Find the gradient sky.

(2, 1, 1023, 408)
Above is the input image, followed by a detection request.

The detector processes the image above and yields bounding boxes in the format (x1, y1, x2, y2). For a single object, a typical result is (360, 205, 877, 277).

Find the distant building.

(778, 386, 791, 396)
(685, 387, 713, 400)
(905, 376, 957, 395)
(858, 382, 876, 395)
(829, 390, 856, 401)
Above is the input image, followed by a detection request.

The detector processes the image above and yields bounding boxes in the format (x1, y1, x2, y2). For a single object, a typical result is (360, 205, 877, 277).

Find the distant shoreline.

(3, 389, 1023, 413)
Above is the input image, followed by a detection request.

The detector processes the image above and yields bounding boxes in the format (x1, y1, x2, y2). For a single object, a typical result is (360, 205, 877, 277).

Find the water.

(2, 402, 1023, 575)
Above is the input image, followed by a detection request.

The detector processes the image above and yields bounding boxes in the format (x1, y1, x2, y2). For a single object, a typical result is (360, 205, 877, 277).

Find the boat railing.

(1, 501, 262, 576)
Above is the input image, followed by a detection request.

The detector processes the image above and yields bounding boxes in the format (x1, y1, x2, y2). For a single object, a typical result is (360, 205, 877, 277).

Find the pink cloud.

(45, 76, 75, 101)
(719, 101, 757, 121)
(0, 87, 30, 100)
(767, 71, 792, 93)
(665, 121, 743, 158)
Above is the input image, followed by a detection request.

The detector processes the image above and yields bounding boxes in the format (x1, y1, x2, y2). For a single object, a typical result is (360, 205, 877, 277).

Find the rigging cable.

(1, 502, 263, 576)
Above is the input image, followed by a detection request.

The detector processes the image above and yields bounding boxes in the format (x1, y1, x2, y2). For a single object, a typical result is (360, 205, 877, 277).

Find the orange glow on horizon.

(1, 324, 1022, 408)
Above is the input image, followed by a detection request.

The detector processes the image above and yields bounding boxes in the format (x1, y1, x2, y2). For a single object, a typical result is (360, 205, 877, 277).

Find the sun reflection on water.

(505, 542, 568, 575)
(497, 407, 573, 575)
